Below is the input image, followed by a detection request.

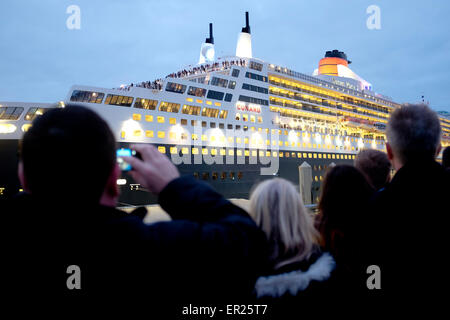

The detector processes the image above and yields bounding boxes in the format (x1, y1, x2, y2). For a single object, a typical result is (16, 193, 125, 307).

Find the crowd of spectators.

(116, 78, 164, 91)
(166, 58, 247, 79)
(114, 59, 247, 93)
(1, 103, 448, 315)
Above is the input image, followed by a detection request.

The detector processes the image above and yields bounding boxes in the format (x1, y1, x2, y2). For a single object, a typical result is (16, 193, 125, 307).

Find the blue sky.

(0, 0, 449, 112)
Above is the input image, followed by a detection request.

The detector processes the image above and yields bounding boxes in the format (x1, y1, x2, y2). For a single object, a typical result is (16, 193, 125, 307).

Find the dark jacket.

(367, 158, 449, 306)
(2, 176, 268, 310)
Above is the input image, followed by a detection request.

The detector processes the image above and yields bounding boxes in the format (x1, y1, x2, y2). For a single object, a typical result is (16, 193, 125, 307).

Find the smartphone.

(116, 148, 141, 171)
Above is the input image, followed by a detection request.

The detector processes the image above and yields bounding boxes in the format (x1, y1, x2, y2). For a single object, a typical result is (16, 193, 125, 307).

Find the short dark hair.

(386, 104, 441, 163)
(355, 149, 391, 190)
(443, 146, 450, 169)
(20, 105, 116, 204)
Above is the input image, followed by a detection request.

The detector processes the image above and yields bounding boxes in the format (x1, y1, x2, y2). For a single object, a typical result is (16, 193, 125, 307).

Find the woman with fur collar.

(249, 178, 336, 309)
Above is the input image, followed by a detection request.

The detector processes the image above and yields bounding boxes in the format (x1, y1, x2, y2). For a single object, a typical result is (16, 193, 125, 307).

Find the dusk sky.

(0, 0, 449, 112)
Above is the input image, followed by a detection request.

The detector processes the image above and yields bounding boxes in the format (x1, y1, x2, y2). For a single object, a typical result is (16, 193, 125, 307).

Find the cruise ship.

(1, 12, 449, 205)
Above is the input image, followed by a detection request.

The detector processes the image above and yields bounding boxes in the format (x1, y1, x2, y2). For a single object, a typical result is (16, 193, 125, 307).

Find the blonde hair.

(249, 178, 320, 269)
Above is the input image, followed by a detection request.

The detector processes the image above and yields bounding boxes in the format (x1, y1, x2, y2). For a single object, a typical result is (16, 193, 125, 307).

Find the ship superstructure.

(1, 12, 449, 204)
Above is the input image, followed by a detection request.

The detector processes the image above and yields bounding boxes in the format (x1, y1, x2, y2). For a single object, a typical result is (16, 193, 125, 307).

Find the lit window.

(202, 148, 208, 155)
(237, 150, 243, 156)
(169, 132, 176, 139)
(192, 148, 199, 154)
(21, 124, 32, 132)
(170, 147, 178, 154)
(182, 105, 201, 116)
(202, 107, 220, 118)
(182, 147, 189, 154)
(158, 146, 166, 153)
(145, 130, 154, 138)
(169, 118, 176, 125)
(135, 98, 158, 110)
(228, 149, 234, 156)
(145, 115, 153, 122)
(219, 110, 228, 119)
(157, 116, 165, 123)
(132, 114, 141, 121)
(133, 130, 142, 137)
(157, 131, 165, 138)
(211, 149, 217, 155)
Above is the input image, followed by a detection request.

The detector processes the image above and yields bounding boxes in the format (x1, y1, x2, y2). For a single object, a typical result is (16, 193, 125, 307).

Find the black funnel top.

(206, 23, 214, 44)
(241, 11, 251, 34)
(325, 49, 351, 64)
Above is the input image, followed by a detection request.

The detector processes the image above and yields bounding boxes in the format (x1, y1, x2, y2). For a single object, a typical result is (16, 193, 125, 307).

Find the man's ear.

(18, 161, 29, 192)
(105, 163, 120, 198)
(386, 143, 394, 161)
(435, 144, 442, 158)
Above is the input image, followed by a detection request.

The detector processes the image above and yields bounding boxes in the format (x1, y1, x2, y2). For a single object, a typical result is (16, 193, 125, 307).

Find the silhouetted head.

(443, 146, 450, 169)
(386, 104, 441, 169)
(19, 104, 117, 205)
(317, 165, 374, 261)
(355, 149, 391, 190)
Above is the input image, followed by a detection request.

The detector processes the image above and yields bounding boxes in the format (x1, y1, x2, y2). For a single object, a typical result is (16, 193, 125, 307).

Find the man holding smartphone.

(3, 105, 268, 312)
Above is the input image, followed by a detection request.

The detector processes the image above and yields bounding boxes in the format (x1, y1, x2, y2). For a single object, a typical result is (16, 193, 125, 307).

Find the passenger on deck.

(249, 178, 334, 314)
(3, 105, 268, 309)
(368, 104, 450, 305)
(354, 149, 391, 191)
